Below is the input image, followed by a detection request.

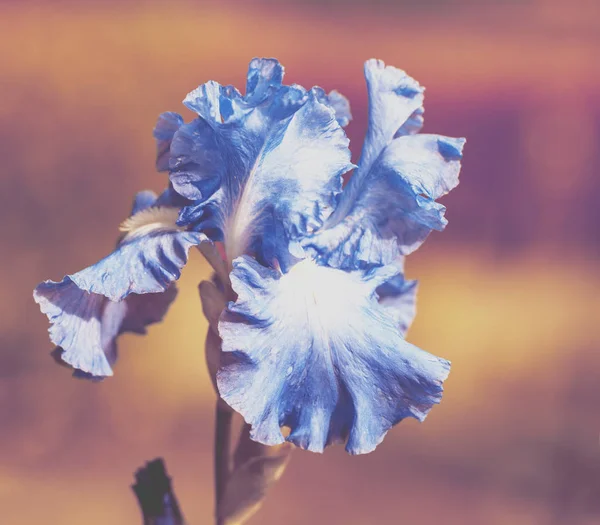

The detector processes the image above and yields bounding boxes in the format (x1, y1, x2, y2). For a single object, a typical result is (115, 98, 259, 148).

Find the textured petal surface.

(62, 187, 206, 302)
(217, 256, 450, 454)
(326, 90, 352, 128)
(34, 278, 177, 377)
(314, 88, 352, 127)
(304, 134, 465, 268)
(169, 58, 353, 266)
(34, 189, 193, 376)
(69, 229, 205, 301)
(169, 117, 225, 202)
(154, 112, 184, 172)
(376, 272, 418, 337)
(359, 58, 425, 175)
(175, 90, 352, 265)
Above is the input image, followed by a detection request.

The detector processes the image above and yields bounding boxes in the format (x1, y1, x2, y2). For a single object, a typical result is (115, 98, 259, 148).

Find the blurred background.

(1, 0, 599, 523)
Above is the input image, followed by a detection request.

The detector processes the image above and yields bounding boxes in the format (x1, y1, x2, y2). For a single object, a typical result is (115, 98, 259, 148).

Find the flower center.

(277, 259, 366, 332)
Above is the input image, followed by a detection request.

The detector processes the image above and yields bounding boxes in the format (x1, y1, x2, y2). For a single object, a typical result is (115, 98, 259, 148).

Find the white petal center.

(277, 259, 368, 333)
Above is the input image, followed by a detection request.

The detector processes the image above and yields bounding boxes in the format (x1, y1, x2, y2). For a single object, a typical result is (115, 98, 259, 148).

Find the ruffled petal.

(182, 58, 284, 128)
(34, 189, 199, 376)
(304, 134, 465, 268)
(313, 87, 352, 128)
(34, 278, 177, 377)
(360, 59, 425, 174)
(56, 186, 207, 302)
(68, 229, 206, 302)
(326, 90, 352, 128)
(169, 59, 354, 267)
(376, 272, 418, 337)
(217, 256, 450, 455)
(169, 117, 225, 201)
(176, 89, 353, 266)
(184, 82, 247, 127)
(154, 112, 184, 172)
(245, 58, 284, 105)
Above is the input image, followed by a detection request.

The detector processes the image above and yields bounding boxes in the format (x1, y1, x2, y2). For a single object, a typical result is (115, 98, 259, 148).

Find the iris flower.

(35, 58, 464, 454)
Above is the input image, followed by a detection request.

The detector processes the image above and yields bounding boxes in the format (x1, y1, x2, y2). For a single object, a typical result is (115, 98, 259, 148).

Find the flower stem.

(215, 402, 233, 525)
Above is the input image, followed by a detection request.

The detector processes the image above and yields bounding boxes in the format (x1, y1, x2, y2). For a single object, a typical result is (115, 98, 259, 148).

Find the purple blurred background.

(1, 0, 599, 523)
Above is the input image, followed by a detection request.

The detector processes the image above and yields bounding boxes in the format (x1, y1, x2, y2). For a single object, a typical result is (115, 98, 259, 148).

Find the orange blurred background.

(1, 0, 599, 523)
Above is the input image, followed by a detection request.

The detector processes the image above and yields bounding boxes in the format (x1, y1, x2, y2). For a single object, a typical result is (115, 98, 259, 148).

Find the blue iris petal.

(35, 279, 177, 378)
(360, 58, 425, 174)
(34, 189, 202, 376)
(376, 271, 418, 337)
(245, 58, 284, 105)
(169, 117, 225, 202)
(154, 112, 184, 172)
(69, 228, 205, 302)
(183, 81, 247, 127)
(299, 59, 464, 269)
(304, 133, 465, 268)
(313, 87, 352, 128)
(49, 186, 207, 302)
(217, 255, 450, 455)
(173, 76, 353, 265)
(325, 89, 352, 128)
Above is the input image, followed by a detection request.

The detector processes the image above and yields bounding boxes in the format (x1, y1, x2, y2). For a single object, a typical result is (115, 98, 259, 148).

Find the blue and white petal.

(70, 225, 205, 302)
(182, 58, 284, 128)
(184, 82, 247, 127)
(245, 57, 284, 106)
(154, 112, 184, 172)
(304, 133, 465, 268)
(376, 272, 418, 337)
(175, 90, 353, 266)
(217, 256, 450, 455)
(326, 90, 352, 128)
(313, 87, 352, 128)
(132, 190, 160, 215)
(34, 278, 177, 378)
(59, 188, 207, 302)
(359, 59, 425, 174)
(199, 275, 227, 334)
(169, 117, 225, 202)
(34, 189, 199, 376)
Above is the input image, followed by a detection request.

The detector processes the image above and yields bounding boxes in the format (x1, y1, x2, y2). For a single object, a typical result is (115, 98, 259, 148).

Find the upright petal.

(154, 112, 184, 172)
(184, 82, 247, 127)
(217, 256, 450, 455)
(170, 59, 355, 267)
(326, 90, 352, 128)
(304, 134, 465, 268)
(360, 59, 424, 175)
(313, 87, 352, 128)
(169, 117, 225, 201)
(245, 58, 284, 105)
(176, 91, 353, 266)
